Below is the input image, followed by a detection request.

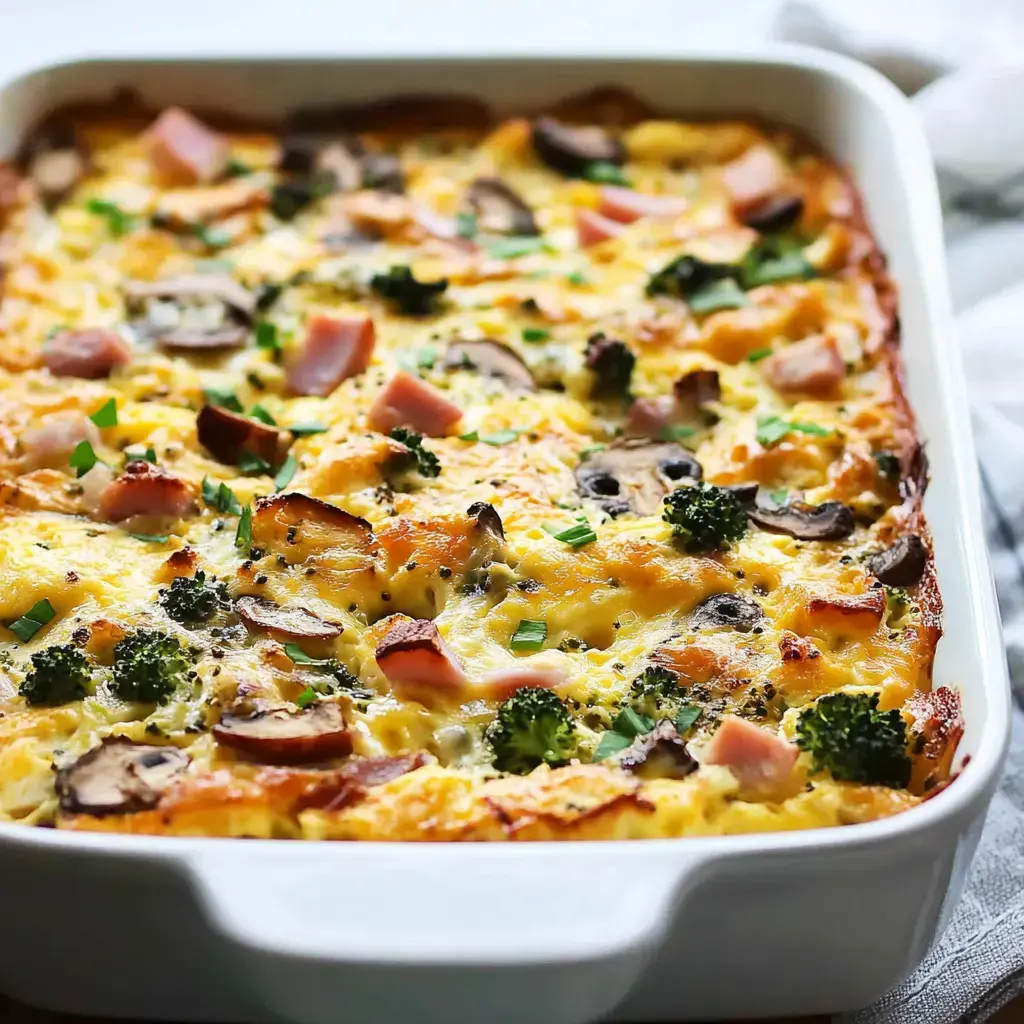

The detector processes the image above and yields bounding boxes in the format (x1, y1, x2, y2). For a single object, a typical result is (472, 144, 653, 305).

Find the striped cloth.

(778, 5, 1024, 1021)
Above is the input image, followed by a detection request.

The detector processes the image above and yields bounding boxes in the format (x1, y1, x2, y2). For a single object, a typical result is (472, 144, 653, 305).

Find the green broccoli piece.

(19, 644, 91, 706)
(390, 428, 441, 478)
(795, 691, 911, 789)
(158, 570, 228, 626)
(584, 333, 635, 397)
(112, 629, 192, 704)
(628, 665, 686, 720)
(486, 686, 578, 774)
(371, 265, 448, 316)
(662, 483, 748, 553)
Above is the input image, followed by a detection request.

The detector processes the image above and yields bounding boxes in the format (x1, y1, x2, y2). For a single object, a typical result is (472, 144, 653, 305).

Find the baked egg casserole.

(0, 88, 963, 840)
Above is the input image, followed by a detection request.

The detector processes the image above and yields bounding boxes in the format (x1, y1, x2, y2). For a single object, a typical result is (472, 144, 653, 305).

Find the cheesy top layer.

(0, 93, 959, 841)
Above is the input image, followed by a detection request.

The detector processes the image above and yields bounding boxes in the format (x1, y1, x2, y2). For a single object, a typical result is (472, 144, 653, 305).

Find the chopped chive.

(68, 441, 99, 478)
(8, 599, 56, 643)
(237, 451, 272, 475)
(510, 619, 547, 652)
(131, 532, 169, 544)
(86, 198, 134, 237)
(249, 404, 277, 426)
(543, 521, 597, 548)
(747, 347, 773, 363)
(288, 423, 328, 437)
(283, 643, 334, 666)
(593, 731, 633, 761)
(486, 236, 553, 259)
(89, 398, 118, 428)
(455, 212, 477, 239)
(203, 388, 243, 413)
(201, 477, 242, 515)
(274, 454, 299, 492)
(295, 686, 318, 709)
(235, 505, 252, 551)
(522, 327, 550, 343)
(255, 321, 281, 354)
(581, 161, 631, 186)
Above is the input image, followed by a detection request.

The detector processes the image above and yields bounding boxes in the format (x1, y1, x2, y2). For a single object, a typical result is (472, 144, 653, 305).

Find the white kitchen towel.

(776, 6, 1024, 1023)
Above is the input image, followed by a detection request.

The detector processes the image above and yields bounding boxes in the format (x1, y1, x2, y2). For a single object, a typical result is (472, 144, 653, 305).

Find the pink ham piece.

(21, 414, 99, 471)
(700, 715, 798, 794)
(576, 208, 624, 247)
(480, 665, 566, 702)
(375, 618, 467, 705)
(146, 107, 229, 187)
(721, 145, 790, 217)
(43, 328, 131, 379)
(287, 315, 376, 397)
(598, 186, 687, 224)
(98, 461, 192, 522)
(762, 335, 846, 396)
(367, 370, 462, 437)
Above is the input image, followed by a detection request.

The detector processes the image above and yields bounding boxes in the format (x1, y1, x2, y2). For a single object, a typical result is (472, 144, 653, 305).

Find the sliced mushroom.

(747, 500, 855, 541)
(575, 440, 702, 517)
(443, 339, 536, 391)
(468, 501, 505, 541)
(531, 117, 626, 177)
(618, 720, 697, 780)
(741, 194, 804, 234)
(690, 592, 765, 632)
(465, 177, 538, 236)
(865, 534, 928, 587)
(674, 369, 721, 415)
(197, 404, 286, 468)
(125, 274, 255, 351)
(55, 738, 189, 816)
(213, 702, 352, 764)
(235, 595, 343, 640)
(23, 121, 88, 208)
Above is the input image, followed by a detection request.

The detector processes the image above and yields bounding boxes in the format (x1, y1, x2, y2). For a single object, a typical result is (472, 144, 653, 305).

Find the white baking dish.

(0, 47, 1009, 1024)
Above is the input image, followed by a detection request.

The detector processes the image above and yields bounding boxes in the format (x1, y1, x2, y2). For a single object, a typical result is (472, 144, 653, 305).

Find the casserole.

(0, 48, 1008, 1024)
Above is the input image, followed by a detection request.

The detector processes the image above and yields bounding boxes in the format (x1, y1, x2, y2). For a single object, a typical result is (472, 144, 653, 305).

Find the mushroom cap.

(690, 592, 765, 632)
(55, 738, 189, 816)
(575, 440, 702, 516)
(444, 339, 536, 391)
(235, 595, 343, 640)
(747, 500, 855, 541)
(213, 702, 352, 764)
(531, 117, 626, 177)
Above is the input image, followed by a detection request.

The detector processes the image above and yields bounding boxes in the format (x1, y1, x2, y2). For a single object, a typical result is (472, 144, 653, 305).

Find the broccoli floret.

(795, 691, 911, 789)
(371, 265, 448, 316)
(584, 333, 635, 397)
(390, 428, 441, 478)
(112, 629, 192, 704)
(628, 665, 686, 720)
(486, 686, 578, 774)
(662, 483, 748, 553)
(19, 644, 91, 706)
(158, 570, 228, 626)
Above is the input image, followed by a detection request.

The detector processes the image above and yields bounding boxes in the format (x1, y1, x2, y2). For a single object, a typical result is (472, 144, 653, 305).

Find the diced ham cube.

(375, 618, 467, 705)
(762, 335, 846, 396)
(721, 145, 790, 217)
(21, 413, 99, 470)
(699, 715, 798, 794)
(98, 461, 192, 522)
(367, 370, 462, 437)
(598, 186, 687, 224)
(286, 315, 376, 397)
(43, 328, 132, 379)
(146, 107, 229, 187)
(576, 208, 624, 247)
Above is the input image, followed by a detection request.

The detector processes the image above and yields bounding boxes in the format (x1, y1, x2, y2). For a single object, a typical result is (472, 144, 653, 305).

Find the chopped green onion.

(486, 236, 553, 259)
(581, 161, 631, 186)
(455, 212, 477, 239)
(688, 279, 749, 315)
(131, 533, 169, 544)
(592, 731, 633, 761)
(237, 451, 272, 475)
(747, 347, 773, 363)
(522, 328, 550, 343)
(674, 705, 702, 734)
(510, 619, 547, 652)
(86, 198, 134, 237)
(255, 321, 281, 354)
(235, 505, 253, 551)
(203, 388, 243, 413)
(544, 521, 597, 548)
(8, 599, 56, 643)
(89, 398, 118, 428)
(283, 643, 334, 666)
(755, 416, 830, 447)
(288, 423, 328, 437)
(274, 454, 299, 492)
(295, 686, 318, 709)
(249, 404, 277, 426)
(201, 477, 242, 515)
(68, 441, 99, 478)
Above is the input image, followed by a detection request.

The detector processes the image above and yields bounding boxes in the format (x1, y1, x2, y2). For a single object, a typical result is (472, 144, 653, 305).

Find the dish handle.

(189, 845, 712, 1024)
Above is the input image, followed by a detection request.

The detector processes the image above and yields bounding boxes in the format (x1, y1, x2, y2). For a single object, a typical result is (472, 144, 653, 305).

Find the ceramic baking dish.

(0, 47, 1009, 1024)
